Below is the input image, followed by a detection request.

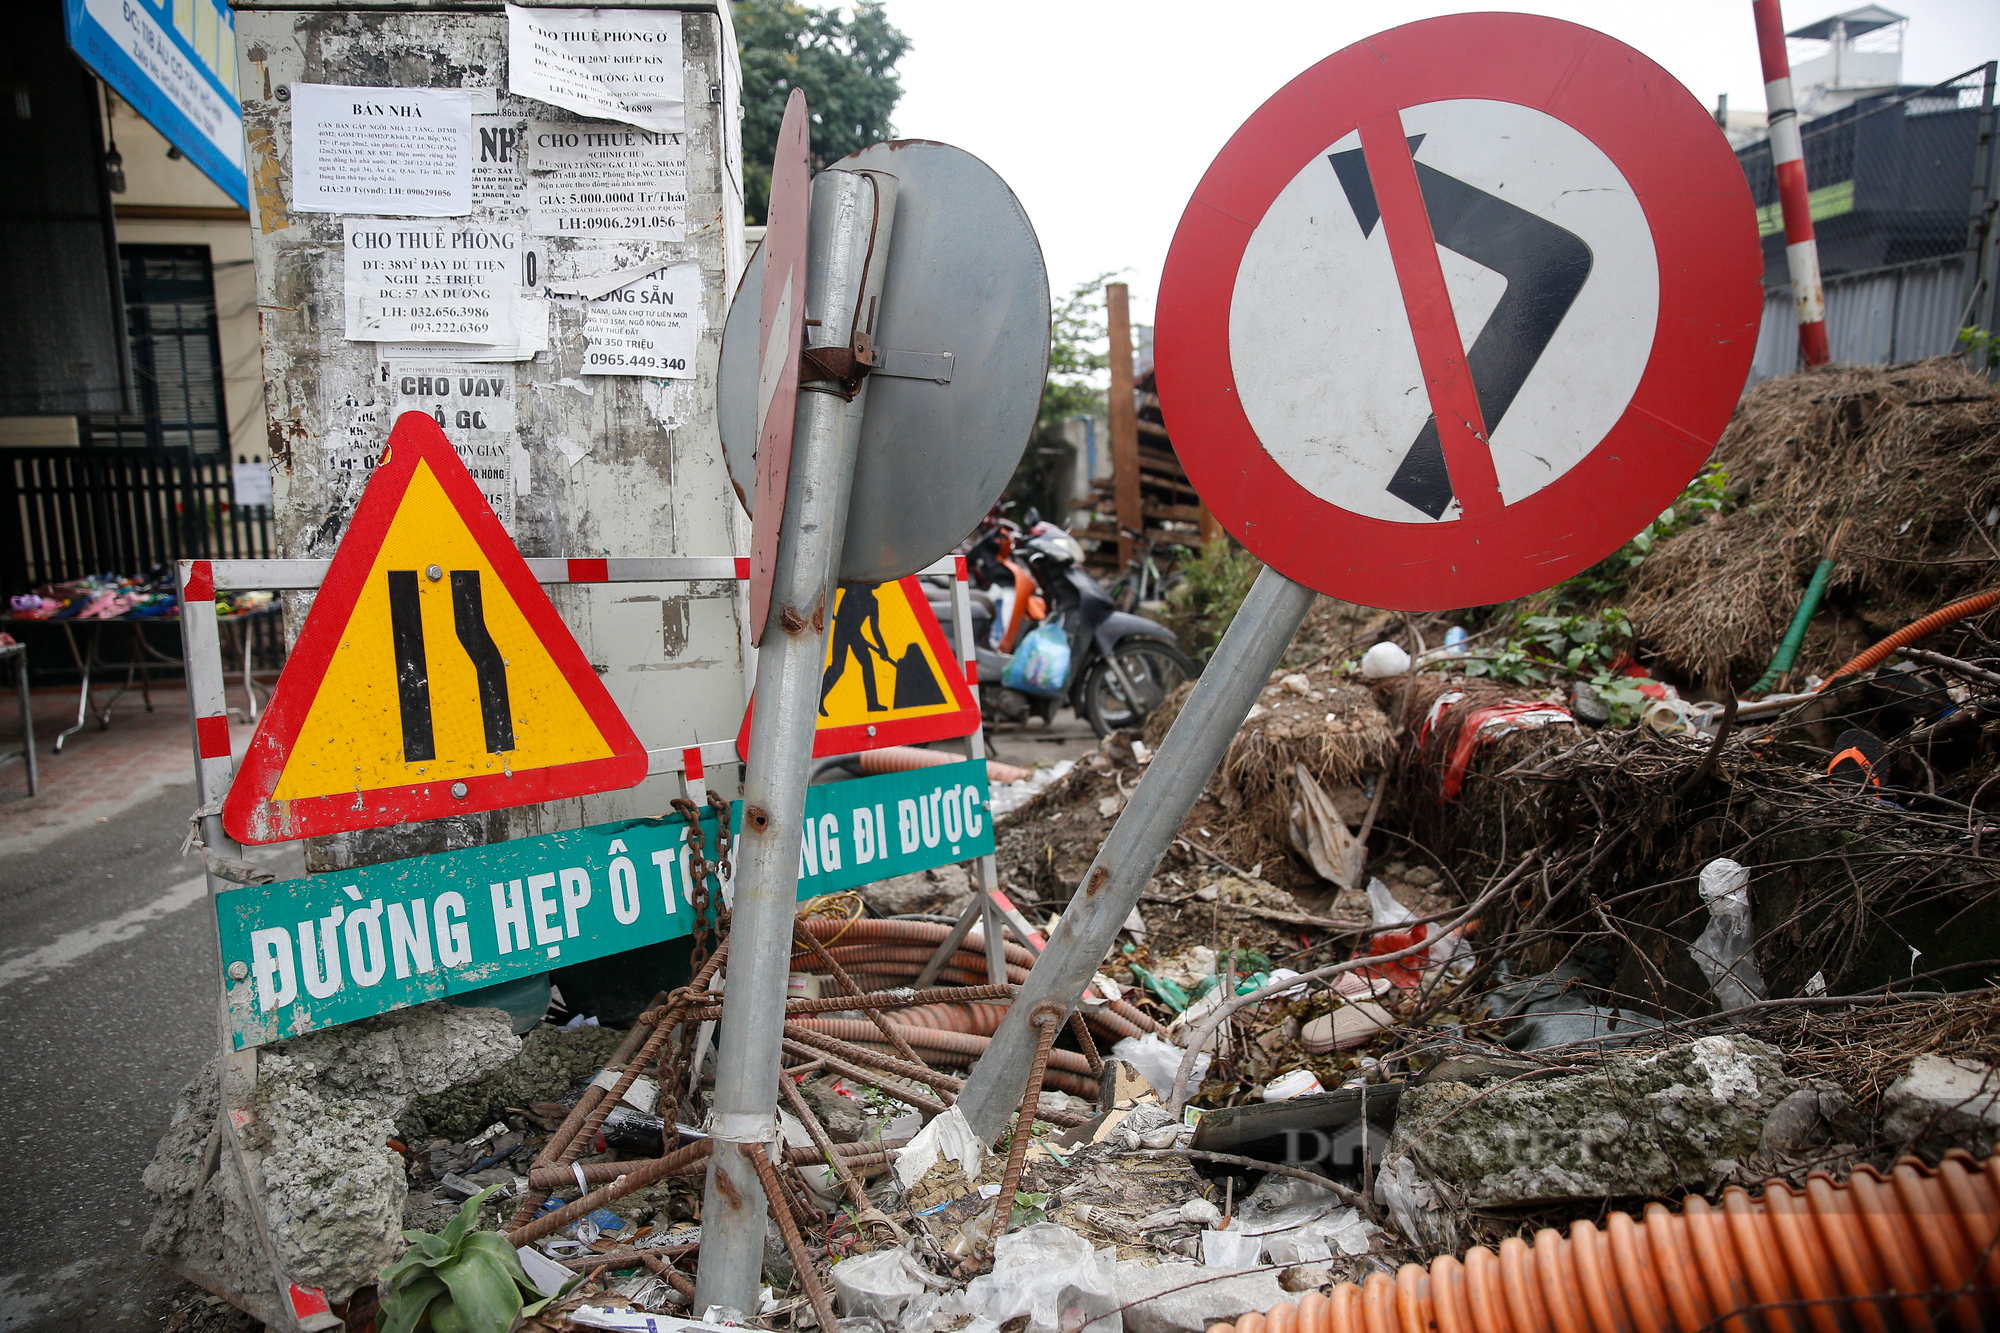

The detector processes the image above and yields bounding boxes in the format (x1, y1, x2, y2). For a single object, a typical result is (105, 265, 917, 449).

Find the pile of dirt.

(1622, 357, 2000, 688)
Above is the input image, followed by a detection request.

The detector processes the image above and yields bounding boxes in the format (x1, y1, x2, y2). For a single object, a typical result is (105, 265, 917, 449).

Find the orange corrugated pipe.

(855, 746, 1033, 784)
(790, 1017, 1098, 1078)
(792, 950, 1156, 1042)
(791, 913, 1162, 1037)
(1205, 1150, 2000, 1333)
(1818, 589, 2000, 688)
(891, 1002, 1012, 1034)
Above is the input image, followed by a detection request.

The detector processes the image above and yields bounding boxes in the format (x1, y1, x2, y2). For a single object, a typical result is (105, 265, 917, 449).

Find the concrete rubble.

(145, 1005, 522, 1303)
(1381, 1036, 1797, 1212)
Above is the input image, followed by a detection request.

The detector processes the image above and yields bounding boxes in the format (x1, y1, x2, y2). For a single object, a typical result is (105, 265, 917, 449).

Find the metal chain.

(705, 790, 734, 922)
(671, 796, 714, 971)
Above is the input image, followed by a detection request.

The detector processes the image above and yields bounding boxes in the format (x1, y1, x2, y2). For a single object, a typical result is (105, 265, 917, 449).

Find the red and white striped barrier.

(1753, 0, 1831, 367)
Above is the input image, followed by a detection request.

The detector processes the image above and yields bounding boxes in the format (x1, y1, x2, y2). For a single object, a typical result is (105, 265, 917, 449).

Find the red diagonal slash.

(1359, 112, 1504, 519)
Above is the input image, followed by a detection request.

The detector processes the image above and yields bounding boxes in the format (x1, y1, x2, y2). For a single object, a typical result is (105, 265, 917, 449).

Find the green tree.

(1002, 275, 1117, 521)
(736, 0, 911, 223)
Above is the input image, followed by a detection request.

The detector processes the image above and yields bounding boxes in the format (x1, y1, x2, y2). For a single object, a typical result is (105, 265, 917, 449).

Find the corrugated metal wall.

(1749, 254, 1970, 382)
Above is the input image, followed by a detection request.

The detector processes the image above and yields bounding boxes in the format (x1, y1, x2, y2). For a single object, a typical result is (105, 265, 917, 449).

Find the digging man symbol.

(821, 583, 893, 714)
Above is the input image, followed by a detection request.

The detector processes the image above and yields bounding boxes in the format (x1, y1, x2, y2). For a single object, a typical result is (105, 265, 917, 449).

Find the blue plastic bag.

(1002, 623, 1071, 697)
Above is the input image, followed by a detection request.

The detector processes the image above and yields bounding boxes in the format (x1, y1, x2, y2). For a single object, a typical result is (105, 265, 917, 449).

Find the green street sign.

(216, 760, 993, 1047)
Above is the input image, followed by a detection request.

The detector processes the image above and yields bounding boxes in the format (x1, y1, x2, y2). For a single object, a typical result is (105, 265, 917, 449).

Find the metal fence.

(1750, 253, 1970, 381)
(1737, 64, 1994, 285)
(0, 447, 279, 684)
(1741, 61, 2000, 381)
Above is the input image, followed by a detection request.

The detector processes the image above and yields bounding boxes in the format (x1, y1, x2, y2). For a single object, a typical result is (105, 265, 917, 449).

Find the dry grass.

(1622, 357, 2000, 688)
(1219, 675, 1397, 813)
(1747, 989, 2000, 1112)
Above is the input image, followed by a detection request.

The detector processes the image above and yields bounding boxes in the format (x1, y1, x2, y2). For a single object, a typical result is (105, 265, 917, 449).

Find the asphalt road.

(0, 782, 302, 1333)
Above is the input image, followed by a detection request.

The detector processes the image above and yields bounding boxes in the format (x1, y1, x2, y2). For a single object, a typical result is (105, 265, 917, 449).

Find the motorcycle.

(933, 511, 1199, 738)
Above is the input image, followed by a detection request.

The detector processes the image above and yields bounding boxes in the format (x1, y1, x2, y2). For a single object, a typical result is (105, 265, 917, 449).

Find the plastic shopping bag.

(1002, 623, 1071, 697)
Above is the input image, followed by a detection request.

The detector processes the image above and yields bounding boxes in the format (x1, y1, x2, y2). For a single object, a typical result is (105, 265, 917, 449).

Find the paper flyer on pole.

(505, 6, 686, 133)
(524, 121, 687, 240)
(581, 261, 701, 377)
(342, 221, 522, 344)
(385, 363, 528, 525)
(291, 84, 473, 217)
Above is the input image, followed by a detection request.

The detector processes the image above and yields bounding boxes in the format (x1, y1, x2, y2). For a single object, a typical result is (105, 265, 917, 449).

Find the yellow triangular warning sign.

(737, 576, 981, 758)
(224, 413, 646, 843)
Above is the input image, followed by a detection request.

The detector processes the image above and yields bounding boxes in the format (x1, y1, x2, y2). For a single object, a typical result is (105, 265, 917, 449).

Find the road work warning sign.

(738, 576, 980, 758)
(224, 412, 646, 843)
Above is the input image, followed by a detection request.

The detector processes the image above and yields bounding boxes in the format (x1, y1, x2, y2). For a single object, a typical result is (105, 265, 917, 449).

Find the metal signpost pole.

(963, 14, 1761, 1140)
(695, 167, 898, 1315)
(955, 566, 1315, 1140)
(1753, 0, 1832, 368)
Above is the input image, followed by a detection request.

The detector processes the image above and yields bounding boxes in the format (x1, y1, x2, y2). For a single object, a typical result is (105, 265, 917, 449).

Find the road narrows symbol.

(452, 571, 515, 754)
(386, 569, 516, 762)
(224, 412, 646, 844)
(386, 570, 434, 763)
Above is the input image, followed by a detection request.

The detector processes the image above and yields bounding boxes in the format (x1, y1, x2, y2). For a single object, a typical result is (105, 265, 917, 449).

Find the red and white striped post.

(1753, 0, 1831, 367)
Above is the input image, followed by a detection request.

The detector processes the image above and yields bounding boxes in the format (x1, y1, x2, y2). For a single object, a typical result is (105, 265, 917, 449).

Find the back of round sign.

(719, 140, 1051, 585)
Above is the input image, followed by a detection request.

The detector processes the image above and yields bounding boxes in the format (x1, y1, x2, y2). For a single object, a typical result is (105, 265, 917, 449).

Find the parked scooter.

(934, 511, 1198, 737)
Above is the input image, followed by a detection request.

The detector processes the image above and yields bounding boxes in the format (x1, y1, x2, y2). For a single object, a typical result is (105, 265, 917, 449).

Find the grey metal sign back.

(719, 140, 1050, 583)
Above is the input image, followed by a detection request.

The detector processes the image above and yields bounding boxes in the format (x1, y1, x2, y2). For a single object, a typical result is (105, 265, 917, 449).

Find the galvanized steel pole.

(694, 167, 897, 1315)
(955, 566, 1317, 1142)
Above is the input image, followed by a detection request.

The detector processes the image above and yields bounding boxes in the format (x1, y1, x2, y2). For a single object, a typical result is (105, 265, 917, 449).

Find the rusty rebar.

(507, 1138, 715, 1246)
(637, 1249, 697, 1303)
(741, 1143, 838, 1333)
(792, 920, 935, 1071)
(1068, 1008, 1104, 1077)
(568, 946, 729, 1161)
(683, 982, 1018, 1023)
(511, 988, 672, 1226)
(783, 1023, 965, 1098)
(779, 1078, 911, 1242)
(778, 1074, 874, 1218)
(987, 1004, 1065, 1257)
(514, 945, 727, 1226)
(780, 1038, 948, 1116)
(780, 1128, 908, 1160)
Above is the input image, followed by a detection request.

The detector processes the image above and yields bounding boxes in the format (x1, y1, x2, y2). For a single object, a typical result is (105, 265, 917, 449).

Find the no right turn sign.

(1157, 14, 1763, 610)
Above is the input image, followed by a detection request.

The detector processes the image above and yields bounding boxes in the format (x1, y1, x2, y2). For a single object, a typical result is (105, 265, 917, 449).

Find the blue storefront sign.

(63, 0, 249, 210)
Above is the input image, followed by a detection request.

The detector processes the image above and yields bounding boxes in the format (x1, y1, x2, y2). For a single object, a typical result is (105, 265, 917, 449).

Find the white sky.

(882, 0, 2000, 329)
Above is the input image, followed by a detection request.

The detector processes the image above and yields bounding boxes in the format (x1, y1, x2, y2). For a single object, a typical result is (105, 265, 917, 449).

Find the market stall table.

(0, 600, 279, 753)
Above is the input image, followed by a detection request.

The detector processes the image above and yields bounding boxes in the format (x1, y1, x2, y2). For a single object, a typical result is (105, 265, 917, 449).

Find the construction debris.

(144, 357, 2000, 1333)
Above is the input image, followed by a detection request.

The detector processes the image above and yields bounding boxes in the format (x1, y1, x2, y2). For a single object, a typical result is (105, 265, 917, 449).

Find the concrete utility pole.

(235, 1, 751, 881)
(695, 167, 898, 1315)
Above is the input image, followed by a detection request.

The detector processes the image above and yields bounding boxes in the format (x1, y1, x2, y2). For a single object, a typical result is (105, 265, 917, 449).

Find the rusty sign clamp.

(956, 15, 1765, 1143)
(718, 141, 1051, 585)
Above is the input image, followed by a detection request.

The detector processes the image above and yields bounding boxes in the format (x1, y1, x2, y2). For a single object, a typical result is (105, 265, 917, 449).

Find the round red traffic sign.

(1155, 13, 1763, 611)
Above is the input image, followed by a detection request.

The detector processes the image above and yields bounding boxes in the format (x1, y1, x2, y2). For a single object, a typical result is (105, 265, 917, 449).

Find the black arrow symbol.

(1329, 139, 1594, 520)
